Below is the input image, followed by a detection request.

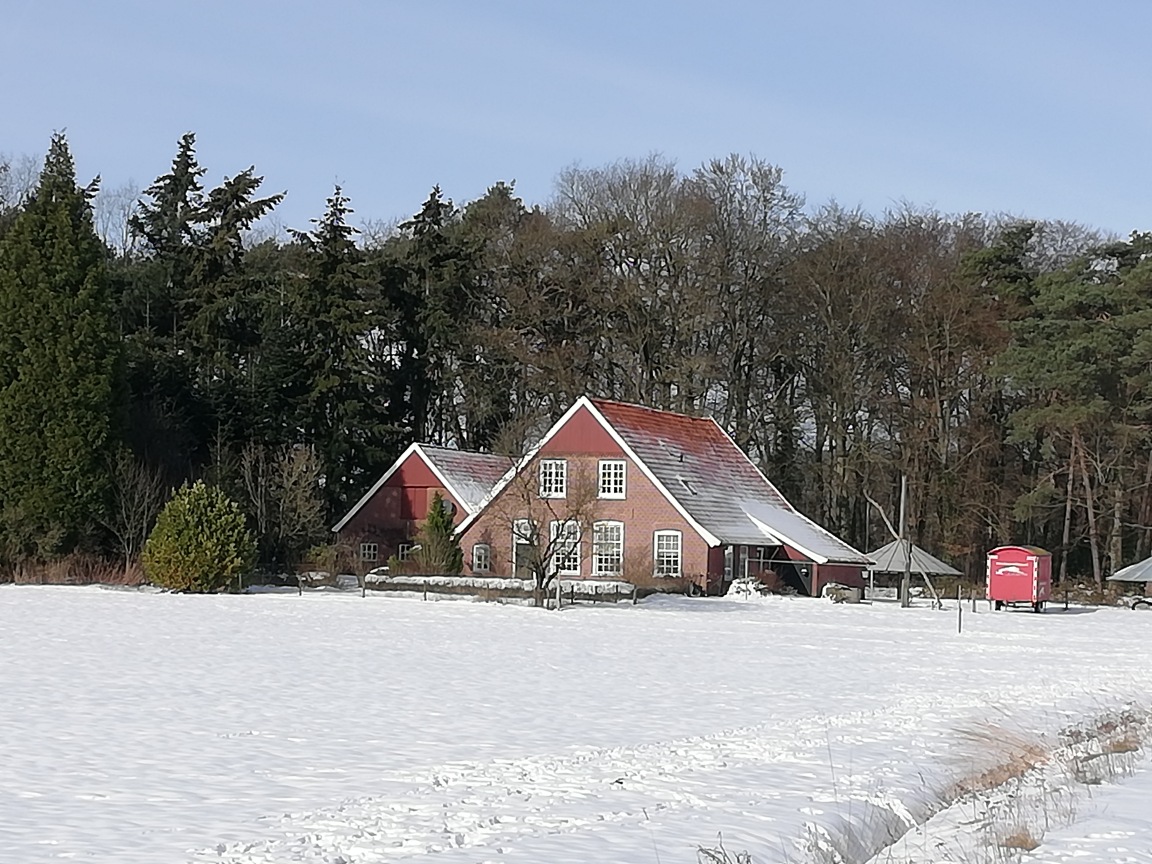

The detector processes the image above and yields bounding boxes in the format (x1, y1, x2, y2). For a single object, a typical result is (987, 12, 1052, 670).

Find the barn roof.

(588, 399, 870, 565)
(866, 539, 961, 576)
(331, 443, 509, 532)
(418, 445, 510, 514)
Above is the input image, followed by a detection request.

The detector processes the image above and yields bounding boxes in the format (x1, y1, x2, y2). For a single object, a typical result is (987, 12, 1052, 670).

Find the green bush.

(142, 480, 256, 592)
(409, 492, 463, 574)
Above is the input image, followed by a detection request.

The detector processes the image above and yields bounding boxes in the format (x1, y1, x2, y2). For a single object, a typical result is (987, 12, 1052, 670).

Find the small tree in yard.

(142, 480, 256, 592)
(491, 454, 600, 605)
(408, 492, 464, 574)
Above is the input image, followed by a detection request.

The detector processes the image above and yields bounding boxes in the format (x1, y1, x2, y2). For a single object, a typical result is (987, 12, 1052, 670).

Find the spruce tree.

(263, 187, 401, 517)
(410, 492, 463, 574)
(0, 134, 123, 557)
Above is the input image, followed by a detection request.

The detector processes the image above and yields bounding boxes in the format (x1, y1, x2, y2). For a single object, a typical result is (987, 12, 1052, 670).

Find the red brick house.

(453, 397, 870, 595)
(332, 443, 509, 567)
(335, 397, 870, 595)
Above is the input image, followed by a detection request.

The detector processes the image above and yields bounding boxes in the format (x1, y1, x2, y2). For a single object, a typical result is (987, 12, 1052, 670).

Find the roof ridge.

(590, 397, 713, 422)
(417, 442, 502, 456)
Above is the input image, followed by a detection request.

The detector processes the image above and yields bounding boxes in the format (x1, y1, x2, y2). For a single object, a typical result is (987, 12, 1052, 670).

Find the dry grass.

(999, 827, 1041, 851)
(948, 724, 1050, 797)
(697, 836, 753, 864)
(2, 554, 143, 586)
(1101, 730, 1142, 755)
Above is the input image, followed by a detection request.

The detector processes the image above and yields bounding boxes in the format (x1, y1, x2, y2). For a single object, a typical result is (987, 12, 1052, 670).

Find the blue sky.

(3, 1, 1149, 235)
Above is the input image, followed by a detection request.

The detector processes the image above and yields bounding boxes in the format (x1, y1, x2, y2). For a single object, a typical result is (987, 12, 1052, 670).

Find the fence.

(363, 573, 645, 607)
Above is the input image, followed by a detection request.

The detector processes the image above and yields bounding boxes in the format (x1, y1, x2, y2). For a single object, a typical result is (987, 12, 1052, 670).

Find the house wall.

(813, 564, 867, 596)
(459, 406, 708, 585)
(338, 454, 467, 561)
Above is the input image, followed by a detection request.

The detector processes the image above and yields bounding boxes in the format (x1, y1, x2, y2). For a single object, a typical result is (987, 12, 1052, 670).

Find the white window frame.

(654, 530, 682, 578)
(550, 520, 581, 576)
(593, 520, 625, 576)
(397, 542, 413, 562)
(598, 459, 627, 499)
(538, 459, 568, 499)
(359, 542, 378, 563)
(472, 543, 491, 573)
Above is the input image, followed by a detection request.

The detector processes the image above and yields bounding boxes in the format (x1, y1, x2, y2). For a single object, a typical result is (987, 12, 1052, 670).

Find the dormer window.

(598, 460, 627, 499)
(539, 459, 567, 498)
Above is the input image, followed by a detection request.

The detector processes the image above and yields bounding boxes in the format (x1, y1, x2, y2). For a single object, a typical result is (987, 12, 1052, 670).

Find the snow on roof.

(332, 443, 510, 532)
(589, 399, 870, 565)
(1109, 557, 1152, 583)
(417, 445, 510, 515)
(866, 539, 962, 576)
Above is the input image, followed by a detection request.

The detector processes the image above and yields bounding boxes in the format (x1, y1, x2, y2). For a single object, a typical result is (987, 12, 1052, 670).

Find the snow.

(0, 586, 1149, 863)
(1024, 763, 1152, 862)
(363, 574, 635, 595)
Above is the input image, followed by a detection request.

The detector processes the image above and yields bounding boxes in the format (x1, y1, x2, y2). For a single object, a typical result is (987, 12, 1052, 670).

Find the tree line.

(1, 133, 1148, 585)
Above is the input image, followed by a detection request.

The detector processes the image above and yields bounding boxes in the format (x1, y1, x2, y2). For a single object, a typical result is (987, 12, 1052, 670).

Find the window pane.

(598, 460, 626, 498)
(593, 521, 624, 575)
(550, 520, 580, 574)
(473, 544, 491, 573)
(539, 459, 567, 498)
(655, 531, 681, 577)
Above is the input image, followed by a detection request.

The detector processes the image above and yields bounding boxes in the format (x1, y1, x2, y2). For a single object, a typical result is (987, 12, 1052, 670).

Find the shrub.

(142, 480, 256, 592)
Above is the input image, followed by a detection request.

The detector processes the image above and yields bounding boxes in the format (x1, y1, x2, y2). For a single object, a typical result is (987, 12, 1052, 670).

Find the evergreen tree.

(0, 134, 123, 557)
(120, 133, 209, 474)
(268, 186, 400, 516)
(409, 491, 463, 574)
(185, 167, 284, 443)
(127, 131, 205, 339)
(142, 480, 255, 592)
(396, 187, 472, 444)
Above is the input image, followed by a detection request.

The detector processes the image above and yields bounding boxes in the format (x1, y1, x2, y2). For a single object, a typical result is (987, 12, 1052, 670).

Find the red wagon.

(986, 545, 1052, 612)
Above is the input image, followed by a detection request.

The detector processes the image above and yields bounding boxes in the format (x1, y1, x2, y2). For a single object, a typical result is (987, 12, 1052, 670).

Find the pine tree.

(397, 187, 472, 444)
(127, 131, 206, 338)
(265, 186, 401, 517)
(0, 134, 123, 557)
(409, 491, 463, 574)
(120, 133, 209, 474)
(142, 479, 256, 592)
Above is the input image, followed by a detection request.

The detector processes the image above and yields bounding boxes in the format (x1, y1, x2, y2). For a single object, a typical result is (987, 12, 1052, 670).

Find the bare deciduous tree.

(101, 451, 168, 572)
(240, 444, 326, 570)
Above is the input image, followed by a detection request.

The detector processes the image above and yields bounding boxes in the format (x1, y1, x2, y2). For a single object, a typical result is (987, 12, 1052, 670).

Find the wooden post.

(423, 582, 428, 602)
(899, 475, 912, 608)
(632, 586, 638, 605)
(556, 578, 561, 609)
(970, 588, 976, 613)
(957, 582, 962, 634)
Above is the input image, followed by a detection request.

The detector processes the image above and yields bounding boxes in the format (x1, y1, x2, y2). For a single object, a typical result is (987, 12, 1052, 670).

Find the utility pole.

(899, 475, 912, 608)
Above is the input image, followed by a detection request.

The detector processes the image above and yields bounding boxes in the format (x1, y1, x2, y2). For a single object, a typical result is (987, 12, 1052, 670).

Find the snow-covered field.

(1, 585, 1148, 863)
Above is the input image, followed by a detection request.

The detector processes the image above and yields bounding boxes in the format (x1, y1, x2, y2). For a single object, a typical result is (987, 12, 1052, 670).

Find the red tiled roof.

(590, 398, 869, 564)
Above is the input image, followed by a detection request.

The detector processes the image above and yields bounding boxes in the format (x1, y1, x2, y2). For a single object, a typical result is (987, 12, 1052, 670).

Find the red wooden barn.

(332, 443, 509, 568)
